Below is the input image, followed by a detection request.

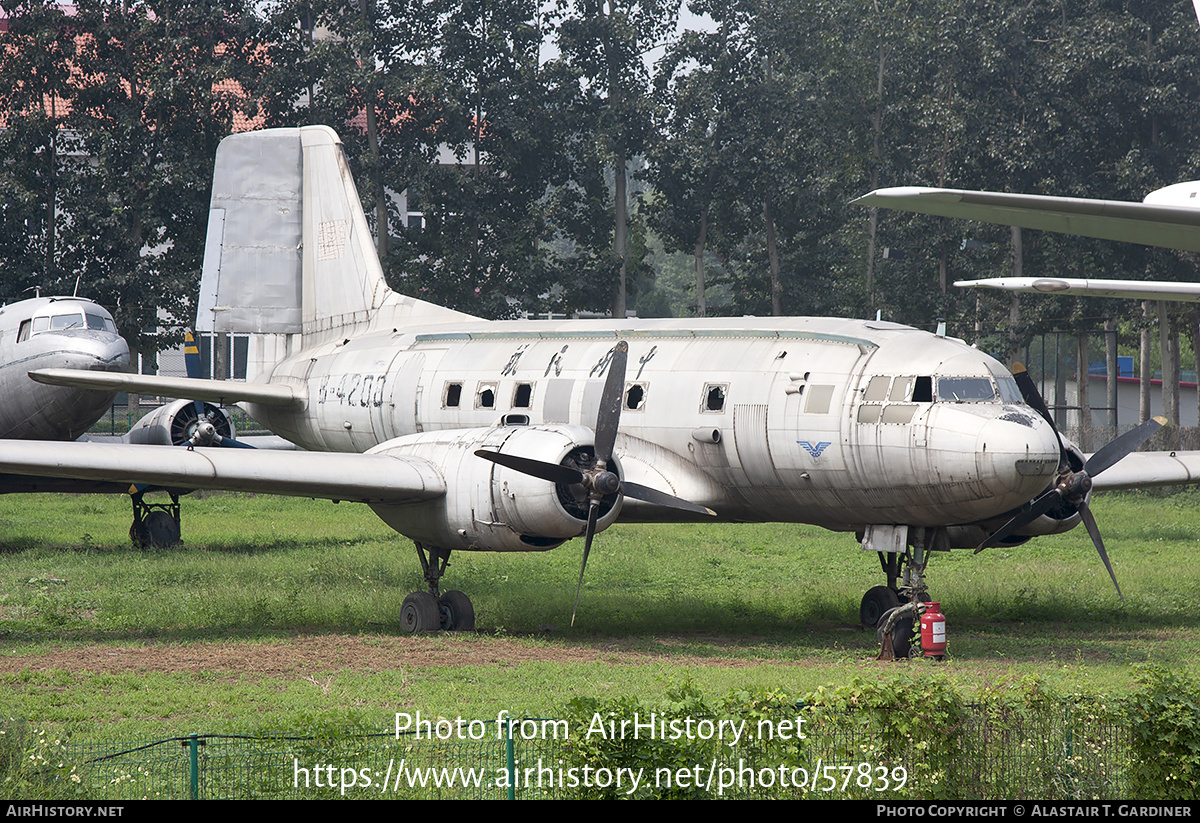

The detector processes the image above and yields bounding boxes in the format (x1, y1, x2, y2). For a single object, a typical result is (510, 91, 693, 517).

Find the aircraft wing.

(0, 440, 444, 504)
(1090, 451, 1200, 491)
(953, 277, 1200, 302)
(852, 187, 1200, 252)
(29, 369, 303, 408)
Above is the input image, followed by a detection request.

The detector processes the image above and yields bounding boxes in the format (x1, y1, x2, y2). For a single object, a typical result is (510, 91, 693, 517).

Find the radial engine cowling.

(126, 400, 236, 447)
(366, 425, 622, 552)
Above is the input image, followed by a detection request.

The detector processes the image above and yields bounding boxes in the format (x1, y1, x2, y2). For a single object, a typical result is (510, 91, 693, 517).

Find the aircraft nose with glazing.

(974, 405, 1062, 502)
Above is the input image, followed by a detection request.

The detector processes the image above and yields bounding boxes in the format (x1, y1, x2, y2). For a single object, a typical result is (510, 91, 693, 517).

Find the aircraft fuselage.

(0, 297, 128, 440)
(249, 315, 1060, 534)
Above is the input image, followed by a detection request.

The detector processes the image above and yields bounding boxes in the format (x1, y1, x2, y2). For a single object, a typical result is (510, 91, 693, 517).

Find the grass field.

(1, 488, 1199, 741)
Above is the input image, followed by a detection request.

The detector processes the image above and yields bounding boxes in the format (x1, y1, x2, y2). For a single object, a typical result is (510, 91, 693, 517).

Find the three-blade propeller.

(475, 340, 714, 624)
(978, 363, 1164, 599)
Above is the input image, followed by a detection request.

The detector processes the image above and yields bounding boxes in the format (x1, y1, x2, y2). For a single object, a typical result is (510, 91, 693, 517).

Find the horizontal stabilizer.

(0, 440, 445, 504)
(30, 369, 304, 408)
(854, 187, 1200, 252)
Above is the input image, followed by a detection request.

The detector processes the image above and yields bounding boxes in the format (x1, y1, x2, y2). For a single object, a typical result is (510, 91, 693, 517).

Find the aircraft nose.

(976, 408, 1061, 501)
(54, 332, 130, 372)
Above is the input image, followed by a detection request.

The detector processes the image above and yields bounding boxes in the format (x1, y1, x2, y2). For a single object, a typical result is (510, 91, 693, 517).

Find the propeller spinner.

(475, 340, 715, 624)
(978, 363, 1165, 598)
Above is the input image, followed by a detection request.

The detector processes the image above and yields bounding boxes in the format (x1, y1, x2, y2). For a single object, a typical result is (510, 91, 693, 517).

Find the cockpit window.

(49, 312, 86, 330)
(996, 375, 1023, 404)
(85, 313, 117, 333)
(937, 377, 996, 402)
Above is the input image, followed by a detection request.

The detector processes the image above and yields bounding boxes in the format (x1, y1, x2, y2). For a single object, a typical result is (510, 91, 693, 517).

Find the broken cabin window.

(625, 383, 646, 410)
(703, 384, 727, 412)
(477, 382, 497, 408)
(513, 383, 533, 408)
(444, 382, 462, 408)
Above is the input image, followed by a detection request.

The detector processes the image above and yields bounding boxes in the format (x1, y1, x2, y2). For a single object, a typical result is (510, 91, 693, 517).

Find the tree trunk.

(1077, 332, 1091, 450)
(693, 210, 707, 318)
(765, 197, 781, 316)
(1105, 318, 1118, 438)
(1140, 301, 1152, 423)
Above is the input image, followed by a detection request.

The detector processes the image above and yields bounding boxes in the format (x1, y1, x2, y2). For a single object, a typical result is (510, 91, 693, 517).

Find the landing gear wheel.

(438, 590, 475, 632)
(400, 592, 440, 633)
(142, 511, 181, 548)
(860, 585, 900, 628)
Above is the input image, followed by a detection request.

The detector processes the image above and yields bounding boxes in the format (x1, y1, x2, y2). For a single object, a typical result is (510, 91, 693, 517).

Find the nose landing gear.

(859, 526, 945, 659)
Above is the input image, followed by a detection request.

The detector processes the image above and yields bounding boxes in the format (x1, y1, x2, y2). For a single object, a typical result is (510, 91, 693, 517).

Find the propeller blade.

(976, 488, 1063, 552)
(1012, 362, 1069, 465)
(1077, 499, 1123, 600)
(621, 480, 716, 516)
(571, 503, 600, 627)
(1084, 416, 1165, 477)
(474, 450, 586, 486)
(593, 341, 628, 465)
(1011, 362, 1055, 427)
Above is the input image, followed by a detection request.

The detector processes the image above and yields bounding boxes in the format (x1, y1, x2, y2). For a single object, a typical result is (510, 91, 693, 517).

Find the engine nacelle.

(366, 425, 622, 552)
(126, 400, 236, 447)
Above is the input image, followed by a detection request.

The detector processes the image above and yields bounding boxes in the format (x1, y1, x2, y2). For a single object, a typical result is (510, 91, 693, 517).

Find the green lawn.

(1, 488, 1198, 740)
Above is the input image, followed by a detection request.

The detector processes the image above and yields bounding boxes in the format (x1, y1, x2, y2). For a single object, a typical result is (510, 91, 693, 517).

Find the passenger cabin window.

(703, 384, 726, 412)
(444, 382, 462, 408)
(513, 383, 533, 408)
(625, 383, 645, 410)
(477, 382, 497, 409)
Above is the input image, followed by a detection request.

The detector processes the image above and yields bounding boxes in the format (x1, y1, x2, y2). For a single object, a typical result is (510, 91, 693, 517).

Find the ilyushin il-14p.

(6, 126, 1198, 651)
(0, 297, 249, 545)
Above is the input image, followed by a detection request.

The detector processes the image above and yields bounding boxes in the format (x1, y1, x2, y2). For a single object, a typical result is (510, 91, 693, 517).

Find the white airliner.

(4, 127, 1195, 647)
(853, 183, 1200, 300)
(0, 295, 127, 441)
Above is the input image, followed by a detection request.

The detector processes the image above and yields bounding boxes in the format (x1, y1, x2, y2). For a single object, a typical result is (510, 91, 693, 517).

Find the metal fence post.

(505, 718, 515, 800)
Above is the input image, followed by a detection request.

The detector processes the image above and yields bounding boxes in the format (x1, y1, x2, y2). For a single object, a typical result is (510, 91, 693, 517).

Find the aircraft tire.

(132, 511, 181, 549)
(891, 617, 915, 658)
(145, 511, 181, 548)
(400, 591, 440, 633)
(860, 585, 900, 628)
(438, 590, 475, 632)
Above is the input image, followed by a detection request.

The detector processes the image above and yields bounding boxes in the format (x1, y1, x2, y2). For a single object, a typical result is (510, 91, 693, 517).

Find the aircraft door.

(380, 352, 426, 440)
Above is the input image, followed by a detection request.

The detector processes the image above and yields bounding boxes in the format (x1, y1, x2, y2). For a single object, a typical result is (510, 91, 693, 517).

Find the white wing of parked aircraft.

(6, 126, 1200, 647)
(852, 183, 1200, 251)
(950, 277, 1200, 302)
(853, 183, 1200, 302)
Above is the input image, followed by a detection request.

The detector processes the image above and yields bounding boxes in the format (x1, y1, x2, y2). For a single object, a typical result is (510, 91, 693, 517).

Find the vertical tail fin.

(197, 126, 473, 351)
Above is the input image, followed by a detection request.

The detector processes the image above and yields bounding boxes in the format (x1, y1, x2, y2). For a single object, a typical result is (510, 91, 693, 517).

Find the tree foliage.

(1, 0, 1199, 336)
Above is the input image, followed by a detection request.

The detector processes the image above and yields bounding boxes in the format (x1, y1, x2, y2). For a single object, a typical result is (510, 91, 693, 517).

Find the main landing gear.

(859, 526, 944, 659)
(129, 491, 182, 548)
(400, 543, 476, 633)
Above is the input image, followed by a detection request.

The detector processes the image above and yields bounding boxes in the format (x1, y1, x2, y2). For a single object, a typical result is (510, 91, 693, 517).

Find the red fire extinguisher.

(921, 601, 947, 659)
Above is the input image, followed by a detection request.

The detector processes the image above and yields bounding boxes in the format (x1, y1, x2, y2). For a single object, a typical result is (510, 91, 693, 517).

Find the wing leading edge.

(853, 186, 1200, 252)
(0, 440, 445, 505)
(29, 369, 303, 408)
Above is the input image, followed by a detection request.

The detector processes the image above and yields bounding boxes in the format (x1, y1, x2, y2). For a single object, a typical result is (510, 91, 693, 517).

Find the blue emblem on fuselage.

(798, 440, 831, 458)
